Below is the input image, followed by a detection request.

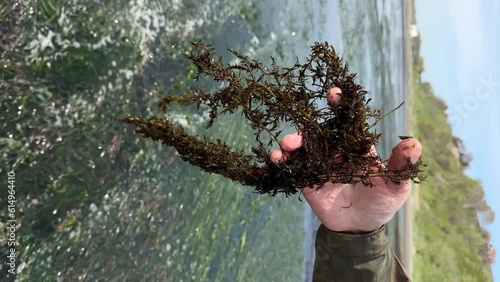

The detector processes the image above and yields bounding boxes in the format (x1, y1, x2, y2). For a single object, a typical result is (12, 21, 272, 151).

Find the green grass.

(408, 5, 493, 279)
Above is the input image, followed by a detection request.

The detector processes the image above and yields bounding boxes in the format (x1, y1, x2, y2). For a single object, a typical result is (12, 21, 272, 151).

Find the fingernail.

(327, 87, 342, 106)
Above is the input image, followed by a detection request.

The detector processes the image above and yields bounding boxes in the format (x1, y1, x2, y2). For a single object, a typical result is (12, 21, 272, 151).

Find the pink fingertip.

(327, 87, 342, 106)
(388, 138, 423, 170)
(280, 132, 303, 151)
(403, 139, 423, 163)
(270, 148, 287, 163)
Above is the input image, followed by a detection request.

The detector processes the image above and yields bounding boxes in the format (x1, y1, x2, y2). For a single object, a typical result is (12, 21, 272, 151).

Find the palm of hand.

(271, 134, 422, 233)
(269, 86, 423, 233)
(302, 175, 411, 233)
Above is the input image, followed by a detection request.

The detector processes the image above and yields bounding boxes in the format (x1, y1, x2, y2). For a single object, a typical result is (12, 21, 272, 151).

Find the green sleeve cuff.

(316, 224, 388, 259)
(312, 224, 410, 281)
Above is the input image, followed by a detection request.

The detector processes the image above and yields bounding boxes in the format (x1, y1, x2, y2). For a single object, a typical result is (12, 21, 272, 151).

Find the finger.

(387, 138, 423, 171)
(270, 131, 302, 164)
(280, 131, 302, 152)
(269, 148, 288, 163)
(368, 145, 385, 171)
(332, 153, 343, 163)
(327, 86, 342, 106)
(279, 86, 342, 157)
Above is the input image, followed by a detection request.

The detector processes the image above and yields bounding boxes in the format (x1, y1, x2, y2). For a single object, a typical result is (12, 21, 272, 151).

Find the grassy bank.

(408, 1, 494, 281)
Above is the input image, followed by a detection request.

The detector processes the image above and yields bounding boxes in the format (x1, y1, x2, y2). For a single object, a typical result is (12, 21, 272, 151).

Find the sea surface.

(1, 0, 408, 281)
(303, 0, 409, 280)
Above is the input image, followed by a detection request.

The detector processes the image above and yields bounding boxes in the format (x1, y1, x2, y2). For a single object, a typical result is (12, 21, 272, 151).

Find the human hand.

(269, 88, 423, 233)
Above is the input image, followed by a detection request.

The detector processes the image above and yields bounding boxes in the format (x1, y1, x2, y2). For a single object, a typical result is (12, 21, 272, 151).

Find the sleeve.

(312, 224, 410, 282)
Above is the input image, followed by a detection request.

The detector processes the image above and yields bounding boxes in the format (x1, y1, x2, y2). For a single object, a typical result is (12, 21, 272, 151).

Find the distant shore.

(402, 0, 413, 276)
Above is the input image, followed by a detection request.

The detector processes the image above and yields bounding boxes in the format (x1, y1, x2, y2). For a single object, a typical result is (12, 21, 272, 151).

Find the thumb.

(387, 138, 423, 171)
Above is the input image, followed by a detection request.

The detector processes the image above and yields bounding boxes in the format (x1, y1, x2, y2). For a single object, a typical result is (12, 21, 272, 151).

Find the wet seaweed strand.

(121, 41, 424, 196)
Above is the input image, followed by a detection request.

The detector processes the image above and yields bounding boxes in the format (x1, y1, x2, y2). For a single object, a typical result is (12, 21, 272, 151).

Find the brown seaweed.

(121, 41, 424, 196)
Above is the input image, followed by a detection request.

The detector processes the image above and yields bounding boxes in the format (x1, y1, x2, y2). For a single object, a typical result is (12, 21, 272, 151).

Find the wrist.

(315, 224, 389, 259)
(328, 224, 385, 235)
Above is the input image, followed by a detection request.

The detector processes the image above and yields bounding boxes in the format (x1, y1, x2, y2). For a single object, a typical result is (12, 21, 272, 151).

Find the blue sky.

(416, 0, 499, 280)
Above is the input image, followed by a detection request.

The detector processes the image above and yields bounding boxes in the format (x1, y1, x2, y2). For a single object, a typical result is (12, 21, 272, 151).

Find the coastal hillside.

(409, 2, 495, 280)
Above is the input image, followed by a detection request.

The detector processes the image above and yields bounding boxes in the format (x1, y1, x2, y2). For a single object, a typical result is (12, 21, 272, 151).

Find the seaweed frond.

(121, 41, 424, 196)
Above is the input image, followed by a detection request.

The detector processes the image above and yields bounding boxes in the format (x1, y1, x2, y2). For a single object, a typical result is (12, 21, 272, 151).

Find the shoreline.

(402, 0, 413, 276)
(388, 0, 412, 275)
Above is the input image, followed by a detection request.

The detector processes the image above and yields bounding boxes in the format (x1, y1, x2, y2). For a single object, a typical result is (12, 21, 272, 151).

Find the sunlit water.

(0, 0, 407, 281)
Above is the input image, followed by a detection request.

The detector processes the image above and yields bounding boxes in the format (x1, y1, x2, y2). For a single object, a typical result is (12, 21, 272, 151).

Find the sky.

(415, 0, 499, 280)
